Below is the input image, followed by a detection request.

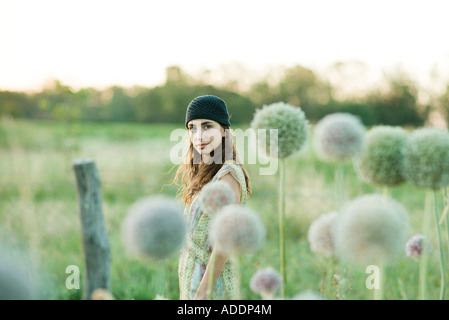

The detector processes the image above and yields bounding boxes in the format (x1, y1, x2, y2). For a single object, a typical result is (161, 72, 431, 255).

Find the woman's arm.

(193, 250, 229, 300)
(193, 172, 241, 300)
(218, 172, 241, 204)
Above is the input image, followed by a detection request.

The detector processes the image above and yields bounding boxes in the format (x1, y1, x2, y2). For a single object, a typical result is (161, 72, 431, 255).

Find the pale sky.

(1, 0, 449, 93)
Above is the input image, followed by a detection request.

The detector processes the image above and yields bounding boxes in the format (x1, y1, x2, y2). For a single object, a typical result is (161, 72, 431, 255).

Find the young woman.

(174, 95, 251, 300)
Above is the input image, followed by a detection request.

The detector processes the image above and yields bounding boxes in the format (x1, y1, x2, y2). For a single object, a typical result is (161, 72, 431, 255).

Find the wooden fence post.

(73, 158, 111, 300)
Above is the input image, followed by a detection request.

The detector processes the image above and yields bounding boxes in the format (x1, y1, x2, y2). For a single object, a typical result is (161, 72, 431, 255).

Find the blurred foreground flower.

(250, 101, 309, 298)
(122, 195, 186, 261)
(405, 234, 433, 261)
(250, 102, 309, 158)
(209, 204, 265, 255)
(334, 194, 409, 266)
(313, 112, 365, 162)
(402, 127, 449, 300)
(90, 288, 115, 300)
(292, 290, 325, 300)
(356, 126, 409, 186)
(0, 257, 35, 300)
(250, 267, 282, 299)
(402, 127, 449, 189)
(307, 211, 338, 257)
(199, 180, 235, 216)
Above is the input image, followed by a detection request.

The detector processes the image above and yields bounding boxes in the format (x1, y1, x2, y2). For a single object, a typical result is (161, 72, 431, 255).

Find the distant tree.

(437, 84, 449, 125)
(105, 86, 136, 122)
(249, 65, 333, 122)
(77, 87, 106, 121)
(0, 91, 35, 118)
(165, 65, 194, 86)
(248, 80, 272, 107)
(0, 64, 434, 127)
(365, 74, 425, 126)
(31, 80, 83, 121)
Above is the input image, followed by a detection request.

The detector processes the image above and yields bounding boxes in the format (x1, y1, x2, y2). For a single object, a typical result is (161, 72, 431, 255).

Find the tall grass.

(0, 118, 445, 300)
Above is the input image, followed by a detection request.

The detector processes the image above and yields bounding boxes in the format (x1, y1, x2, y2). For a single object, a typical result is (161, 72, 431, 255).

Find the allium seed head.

(402, 127, 449, 189)
(250, 267, 282, 299)
(90, 288, 115, 300)
(356, 126, 409, 186)
(199, 180, 235, 216)
(334, 194, 409, 266)
(405, 234, 433, 261)
(313, 112, 365, 162)
(307, 211, 338, 257)
(122, 195, 186, 261)
(250, 102, 309, 158)
(209, 204, 265, 255)
(292, 290, 325, 300)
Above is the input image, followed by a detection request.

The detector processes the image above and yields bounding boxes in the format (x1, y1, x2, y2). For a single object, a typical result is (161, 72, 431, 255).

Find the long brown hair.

(172, 126, 251, 206)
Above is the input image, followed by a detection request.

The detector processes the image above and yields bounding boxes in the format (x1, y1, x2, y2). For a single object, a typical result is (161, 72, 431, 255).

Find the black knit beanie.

(185, 95, 231, 128)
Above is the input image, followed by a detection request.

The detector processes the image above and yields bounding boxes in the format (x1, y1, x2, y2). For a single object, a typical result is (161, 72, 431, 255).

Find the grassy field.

(0, 117, 447, 300)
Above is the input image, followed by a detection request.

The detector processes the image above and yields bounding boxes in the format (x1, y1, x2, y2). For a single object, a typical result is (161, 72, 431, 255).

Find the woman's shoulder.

(214, 160, 248, 204)
(218, 160, 244, 176)
(213, 160, 245, 186)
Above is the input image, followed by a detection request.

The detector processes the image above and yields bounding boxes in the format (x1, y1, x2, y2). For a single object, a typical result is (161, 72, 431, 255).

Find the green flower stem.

(418, 191, 432, 300)
(279, 157, 286, 298)
(397, 278, 408, 300)
(334, 163, 347, 299)
(329, 257, 337, 299)
(335, 163, 345, 206)
(154, 263, 167, 298)
(442, 188, 449, 261)
(329, 257, 340, 300)
(319, 257, 335, 299)
(433, 189, 447, 300)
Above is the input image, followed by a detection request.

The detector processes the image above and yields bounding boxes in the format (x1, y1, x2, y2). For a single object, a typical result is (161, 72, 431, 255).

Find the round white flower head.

(250, 267, 282, 299)
(402, 127, 449, 189)
(355, 126, 409, 186)
(199, 180, 235, 216)
(0, 257, 35, 300)
(307, 211, 338, 257)
(334, 194, 409, 266)
(405, 234, 433, 261)
(292, 290, 325, 300)
(313, 112, 365, 162)
(250, 102, 309, 158)
(209, 204, 265, 255)
(122, 195, 186, 261)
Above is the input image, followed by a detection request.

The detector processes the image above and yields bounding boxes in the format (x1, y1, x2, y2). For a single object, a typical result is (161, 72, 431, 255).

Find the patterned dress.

(178, 160, 248, 300)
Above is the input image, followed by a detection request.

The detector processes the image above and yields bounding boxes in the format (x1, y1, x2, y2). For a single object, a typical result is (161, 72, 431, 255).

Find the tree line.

(1, 64, 448, 126)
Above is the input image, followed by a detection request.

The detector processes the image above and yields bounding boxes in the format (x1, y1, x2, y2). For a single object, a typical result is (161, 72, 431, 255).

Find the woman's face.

(187, 119, 225, 157)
